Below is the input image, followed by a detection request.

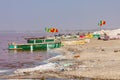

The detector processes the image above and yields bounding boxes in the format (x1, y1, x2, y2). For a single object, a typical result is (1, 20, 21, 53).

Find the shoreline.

(0, 39, 120, 79)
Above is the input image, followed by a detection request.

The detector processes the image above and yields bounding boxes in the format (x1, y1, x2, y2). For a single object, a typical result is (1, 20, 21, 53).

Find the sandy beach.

(1, 0, 120, 79)
(0, 38, 120, 79)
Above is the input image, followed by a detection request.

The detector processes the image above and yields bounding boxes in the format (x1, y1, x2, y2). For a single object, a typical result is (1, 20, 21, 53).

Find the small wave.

(0, 69, 15, 75)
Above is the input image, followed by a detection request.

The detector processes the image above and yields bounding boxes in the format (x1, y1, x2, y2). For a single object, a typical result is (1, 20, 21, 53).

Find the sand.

(1, 38, 120, 79)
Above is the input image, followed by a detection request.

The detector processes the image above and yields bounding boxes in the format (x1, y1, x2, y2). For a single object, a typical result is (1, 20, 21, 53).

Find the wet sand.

(1, 39, 120, 79)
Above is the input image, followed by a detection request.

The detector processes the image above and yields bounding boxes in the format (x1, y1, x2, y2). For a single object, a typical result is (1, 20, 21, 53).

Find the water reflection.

(0, 32, 52, 70)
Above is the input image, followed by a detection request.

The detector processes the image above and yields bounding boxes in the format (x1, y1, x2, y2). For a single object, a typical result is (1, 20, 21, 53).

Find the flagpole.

(100, 26, 102, 31)
(98, 20, 101, 31)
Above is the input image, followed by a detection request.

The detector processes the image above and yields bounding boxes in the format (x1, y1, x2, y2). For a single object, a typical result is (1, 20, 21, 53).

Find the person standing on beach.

(103, 33, 109, 41)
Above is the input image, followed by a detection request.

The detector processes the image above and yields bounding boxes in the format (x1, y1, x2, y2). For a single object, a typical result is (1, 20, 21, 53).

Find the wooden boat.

(61, 39, 89, 46)
(8, 38, 61, 51)
(25, 37, 55, 44)
(8, 42, 61, 51)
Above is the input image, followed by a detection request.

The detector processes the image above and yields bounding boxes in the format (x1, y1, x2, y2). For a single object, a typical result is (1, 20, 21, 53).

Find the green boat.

(25, 37, 55, 43)
(8, 38, 61, 51)
(93, 34, 101, 38)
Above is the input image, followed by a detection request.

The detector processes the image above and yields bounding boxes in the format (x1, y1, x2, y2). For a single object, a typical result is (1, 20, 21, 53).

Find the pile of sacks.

(93, 28, 120, 40)
(107, 29, 120, 39)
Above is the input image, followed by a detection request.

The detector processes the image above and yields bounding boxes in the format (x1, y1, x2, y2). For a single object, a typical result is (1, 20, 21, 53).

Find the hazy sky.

(0, 0, 120, 31)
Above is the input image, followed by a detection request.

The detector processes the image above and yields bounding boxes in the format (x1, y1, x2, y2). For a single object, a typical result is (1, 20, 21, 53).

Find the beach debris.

(114, 49, 119, 52)
(101, 49, 105, 51)
(74, 54, 80, 59)
(41, 76, 45, 80)
(63, 63, 73, 67)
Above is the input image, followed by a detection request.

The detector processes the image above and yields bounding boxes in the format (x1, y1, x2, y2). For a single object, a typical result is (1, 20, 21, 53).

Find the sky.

(0, 0, 120, 32)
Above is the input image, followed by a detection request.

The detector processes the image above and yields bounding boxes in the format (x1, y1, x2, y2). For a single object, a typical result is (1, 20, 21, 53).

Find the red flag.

(102, 21, 106, 25)
(50, 28, 54, 33)
(56, 29, 58, 32)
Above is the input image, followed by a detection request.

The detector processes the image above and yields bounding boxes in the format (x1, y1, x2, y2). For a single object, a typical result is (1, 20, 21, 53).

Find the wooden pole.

(100, 26, 102, 31)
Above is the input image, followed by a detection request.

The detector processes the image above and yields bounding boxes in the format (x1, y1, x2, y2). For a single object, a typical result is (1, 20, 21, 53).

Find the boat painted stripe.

(14, 45, 17, 49)
(30, 45, 33, 52)
(34, 40, 36, 43)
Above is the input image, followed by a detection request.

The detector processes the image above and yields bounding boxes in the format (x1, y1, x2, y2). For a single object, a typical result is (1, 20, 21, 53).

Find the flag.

(45, 27, 58, 33)
(102, 21, 106, 25)
(98, 20, 106, 27)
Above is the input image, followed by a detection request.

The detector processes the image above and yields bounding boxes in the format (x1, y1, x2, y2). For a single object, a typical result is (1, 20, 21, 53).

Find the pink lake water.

(0, 32, 58, 74)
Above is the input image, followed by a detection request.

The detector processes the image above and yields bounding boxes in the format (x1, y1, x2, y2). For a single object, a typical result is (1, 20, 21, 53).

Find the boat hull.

(8, 42, 61, 51)
(62, 39, 86, 46)
(27, 39, 55, 43)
